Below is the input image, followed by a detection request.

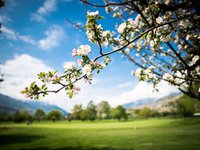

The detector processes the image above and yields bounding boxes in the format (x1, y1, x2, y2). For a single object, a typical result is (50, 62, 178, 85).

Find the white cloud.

(0, 54, 102, 111)
(108, 81, 179, 106)
(1, 25, 66, 50)
(37, 0, 57, 15)
(31, 14, 46, 23)
(1, 26, 17, 40)
(38, 25, 66, 50)
(1, 26, 36, 45)
(116, 82, 134, 89)
(31, 0, 57, 22)
(18, 35, 37, 45)
(0, 54, 52, 100)
(0, 15, 11, 23)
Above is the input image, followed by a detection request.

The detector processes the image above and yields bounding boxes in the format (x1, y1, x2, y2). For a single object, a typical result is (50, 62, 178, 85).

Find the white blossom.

(77, 45, 91, 56)
(156, 17, 163, 24)
(82, 64, 92, 76)
(125, 48, 130, 54)
(104, 56, 111, 64)
(73, 87, 81, 95)
(163, 73, 173, 81)
(87, 11, 99, 17)
(63, 62, 74, 70)
(134, 68, 142, 77)
(77, 59, 84, 67)
(117, 22, 126, 33)
(191, 55, 199, 66)
(150, 40, 155, 47)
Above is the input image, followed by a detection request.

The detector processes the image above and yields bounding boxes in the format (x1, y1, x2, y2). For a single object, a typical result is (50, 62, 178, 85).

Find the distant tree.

(128, 108, 141, 119)
(96, 101, 110, 119)
(139, 107, 152, 118)
(151, 109, 162, 118)
(0, 113, 12, 121)
(47, 110, 64, 122)
(87, 100, 97, 114)
(13, 110, 31, 123)
(66, 113, 72, 122)
(80, 109, 96, 121)
(4, 113, 13, 121)
(71, 104, 83, 120)
(169, 95, 200, 118)
(13, 110, 23, 123)
(21, 110, 31, 120)
(34, 109, 46, 121)
(110, 105, 127, 121)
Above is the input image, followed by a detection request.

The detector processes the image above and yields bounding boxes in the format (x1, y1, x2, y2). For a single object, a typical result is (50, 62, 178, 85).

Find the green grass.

(0, 118, 200, 150)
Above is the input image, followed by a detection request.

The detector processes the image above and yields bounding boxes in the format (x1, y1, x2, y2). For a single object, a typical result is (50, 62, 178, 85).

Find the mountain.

(123, 92, 181, 109)
(0, 94, 68, 115)
(145, 94, 182, 112)
(123, 98, 155, 109)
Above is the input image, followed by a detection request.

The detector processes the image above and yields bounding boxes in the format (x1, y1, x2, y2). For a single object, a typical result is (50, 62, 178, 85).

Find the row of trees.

(168, 95, 200, 118)
(1, 95, 200, 122)
(0, 109, 64, 123)
(69, 96, 200, 121)
(72, 95, 200, 121)
(129, 95, 200, 119)
(69, 101, 127, 121)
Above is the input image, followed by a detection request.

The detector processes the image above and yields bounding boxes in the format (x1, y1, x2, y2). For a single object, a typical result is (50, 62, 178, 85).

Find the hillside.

(145, 95, 182, 112)
(123, 98, 155, 109)
(123, 92, 181, 110)
(0, 94, 68, 115)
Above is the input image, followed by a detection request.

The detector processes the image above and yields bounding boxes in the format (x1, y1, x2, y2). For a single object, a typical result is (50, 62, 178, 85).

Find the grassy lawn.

(0, 118, 200, 150)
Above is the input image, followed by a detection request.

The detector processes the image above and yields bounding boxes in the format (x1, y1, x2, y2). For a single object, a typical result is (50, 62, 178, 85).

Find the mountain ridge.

(123, 92, 181, 109)
(0, 94, 68, 115)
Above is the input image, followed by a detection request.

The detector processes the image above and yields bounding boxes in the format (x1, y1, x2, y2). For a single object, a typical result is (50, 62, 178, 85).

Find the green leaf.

(41, 84, 46, 89)
(30, 82, 36, 87)
(69, 93, 73, 99)
(98, 16, 105, 20)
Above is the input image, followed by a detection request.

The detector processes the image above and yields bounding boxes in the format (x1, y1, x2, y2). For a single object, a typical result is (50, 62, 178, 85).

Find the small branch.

(93, 22, 103, 55)
(166, 42, 189, 69)
(94, 18, 182, 61)
(80, 0, 130, 8)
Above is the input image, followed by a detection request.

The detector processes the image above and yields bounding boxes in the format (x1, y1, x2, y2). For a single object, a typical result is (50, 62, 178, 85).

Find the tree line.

(0, 109, 64, 123)
(0, 95, 200, 123)
(68, 101, 127, 121)
(68, 95, 200, 121)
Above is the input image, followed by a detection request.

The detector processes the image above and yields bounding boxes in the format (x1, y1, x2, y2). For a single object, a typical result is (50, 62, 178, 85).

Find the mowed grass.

(0, 118, 200, 150)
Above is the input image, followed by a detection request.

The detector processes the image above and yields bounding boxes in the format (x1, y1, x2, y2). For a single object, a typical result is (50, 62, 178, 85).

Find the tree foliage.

(139, 107, 152, 118)
(80, 109, 96, 121)
(47, 110, 64, 121)
(71, 104, 83, 120)
(168, 94, 200, 117)
(34, 109, 46, 121)
(96, 101, 110, 119)
(110, 105, 127, 120)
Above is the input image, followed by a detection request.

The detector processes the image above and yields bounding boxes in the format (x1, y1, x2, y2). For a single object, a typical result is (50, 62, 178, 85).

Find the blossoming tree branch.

(22, 0, 200, 100)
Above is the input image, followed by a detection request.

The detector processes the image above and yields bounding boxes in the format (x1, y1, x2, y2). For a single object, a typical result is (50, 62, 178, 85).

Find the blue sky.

(0, 0, 178, 111)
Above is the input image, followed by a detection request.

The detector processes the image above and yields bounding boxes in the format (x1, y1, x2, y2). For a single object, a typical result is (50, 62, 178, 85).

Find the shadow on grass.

(21, 147, 134, 150)
(0, 135, 45, 145)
